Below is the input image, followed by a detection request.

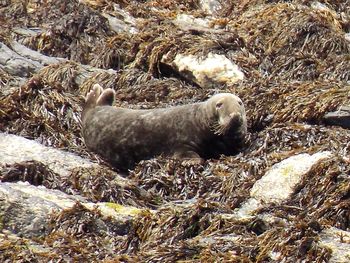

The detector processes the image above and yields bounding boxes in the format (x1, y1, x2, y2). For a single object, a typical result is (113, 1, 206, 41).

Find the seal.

(82, 84, 247, 170)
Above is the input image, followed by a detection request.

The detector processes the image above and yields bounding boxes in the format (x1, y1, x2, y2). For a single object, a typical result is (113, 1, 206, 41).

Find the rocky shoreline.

(1, 0, 349, 261)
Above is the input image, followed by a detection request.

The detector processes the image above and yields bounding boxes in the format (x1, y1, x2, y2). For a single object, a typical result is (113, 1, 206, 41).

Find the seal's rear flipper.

(96, 88, 115, 106)
(85, 84, 103, 105)
(82, 84, 104, 123)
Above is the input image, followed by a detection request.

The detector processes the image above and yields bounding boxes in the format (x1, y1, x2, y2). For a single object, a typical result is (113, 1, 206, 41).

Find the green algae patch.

(104, 202, 144, 216)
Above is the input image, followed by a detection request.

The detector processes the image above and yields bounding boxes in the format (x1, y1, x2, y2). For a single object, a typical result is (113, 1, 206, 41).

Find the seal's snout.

(229, 112, 243, 125)
(226, 111, 247, 138)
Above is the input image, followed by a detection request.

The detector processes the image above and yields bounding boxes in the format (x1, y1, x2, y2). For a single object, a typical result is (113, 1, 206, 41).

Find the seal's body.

(82, 84, 247, 170)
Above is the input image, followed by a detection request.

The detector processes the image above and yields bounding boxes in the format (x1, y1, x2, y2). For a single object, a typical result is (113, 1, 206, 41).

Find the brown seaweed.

(1, 0, 350, 261)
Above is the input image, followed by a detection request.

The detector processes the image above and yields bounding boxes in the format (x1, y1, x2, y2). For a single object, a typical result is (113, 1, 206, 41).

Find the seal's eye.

(216, 102, 223, 109)
(238, 100, 243, 106)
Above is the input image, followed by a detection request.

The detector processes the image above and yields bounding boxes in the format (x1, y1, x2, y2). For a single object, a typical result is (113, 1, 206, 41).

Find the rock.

(199, 0, 223, 15)
(0, 181, 145, 238)
(0, 68, 26, 96)
(10, 41, 64, 66)
(1, 0, 349, 260)
(0, 181, 85, 237)
(319, 227, 350, 263)
(0, 42, 42, 77)
(0, 40, 66, 78)
(235, 152, 333, 217)
(165, 52, 244, 88)
(311, 2, 333, 12)
(250, 151, 333, 203)
(0, 41, 117, 96)
(324, 106, 350, 129)
(173, 14, 214, 32)
(0, 133, 94, 177)
(232, 198, 261, 219)
(85, 202, 145, 218)
(102, 13, 138, 34)
(100, 3, 137, 34)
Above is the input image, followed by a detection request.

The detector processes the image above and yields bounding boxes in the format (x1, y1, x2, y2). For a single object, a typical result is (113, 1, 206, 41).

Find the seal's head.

(207, 93, 247, 138)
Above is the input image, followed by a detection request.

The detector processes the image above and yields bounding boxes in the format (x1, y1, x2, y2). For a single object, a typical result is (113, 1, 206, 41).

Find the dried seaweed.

(58, 166, 160, 208)
(0, 160, 60, 187)
(290, 156, 350, 231)
(131, 159, 223, 202)
(44, 203, 130, 261)
(228, 3, 350, 81)
(128, 20, 220, 77)
(0, 76, 84, 153)
(234, 80, 350, 130)
(0, 236, 45, 262)
(5, 0, 112, 64)
(1, 0, 350, 261)
(90, 33, 136, 70)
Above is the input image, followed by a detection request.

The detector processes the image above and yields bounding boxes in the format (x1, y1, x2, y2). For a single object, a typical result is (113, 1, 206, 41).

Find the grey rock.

(0, 181, 86, 237)
(0, 133, 94, 177)
(0, 181, 145, 238)
(324, 106, 350, 128)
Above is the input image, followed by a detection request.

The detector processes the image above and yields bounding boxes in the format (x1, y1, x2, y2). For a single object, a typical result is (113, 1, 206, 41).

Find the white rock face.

(0, 133, 94, 177)
(235, 151, 333, 217)
(173, 13, 225, 32)
(319, 227, 350, 263)
(311, 1, 331, 12)
(174, 14, 211, 29)
(172, 52, 244, 88)
(5, 181, 143, 218)
(199, 0, 223, 15)
(250, 151, 333, 203)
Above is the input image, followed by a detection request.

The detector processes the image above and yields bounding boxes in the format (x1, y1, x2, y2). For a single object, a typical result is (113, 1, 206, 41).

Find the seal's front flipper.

(173, 150, 204, 165)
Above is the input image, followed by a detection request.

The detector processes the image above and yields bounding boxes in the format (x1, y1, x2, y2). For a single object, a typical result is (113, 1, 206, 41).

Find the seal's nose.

(229, 113, 242, 125)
